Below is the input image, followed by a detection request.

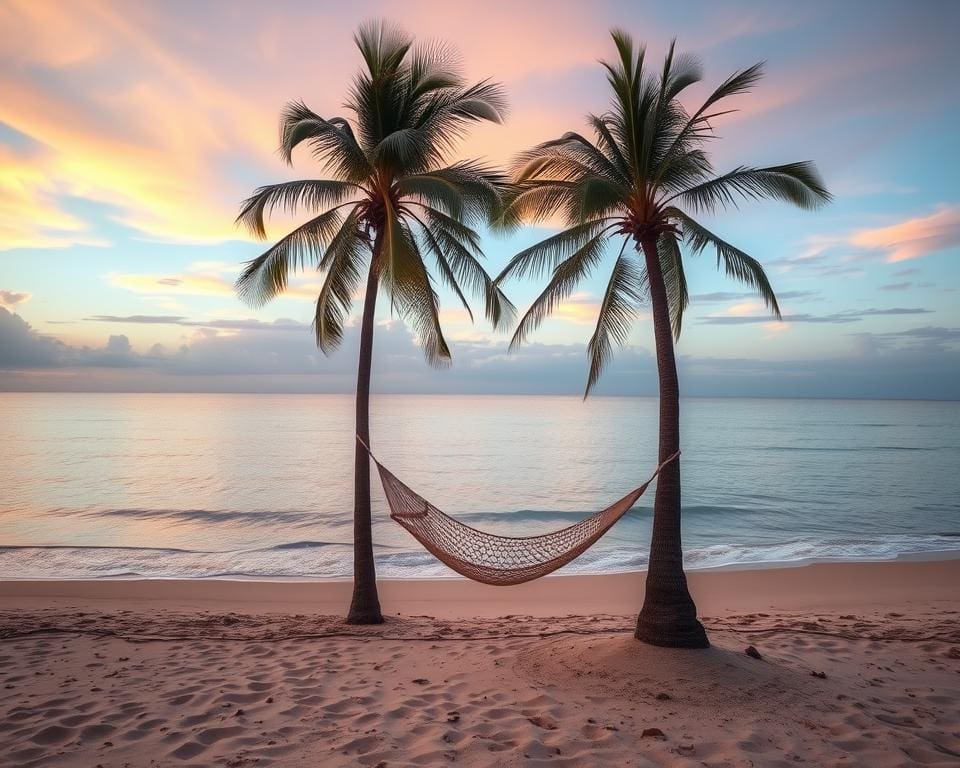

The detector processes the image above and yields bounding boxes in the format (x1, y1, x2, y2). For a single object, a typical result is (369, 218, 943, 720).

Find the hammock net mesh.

(369, 450, 676, 586)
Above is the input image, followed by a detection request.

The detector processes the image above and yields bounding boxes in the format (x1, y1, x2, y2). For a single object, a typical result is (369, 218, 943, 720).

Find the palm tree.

(235, 21, 514, 624)
(495, 31, 830, 648)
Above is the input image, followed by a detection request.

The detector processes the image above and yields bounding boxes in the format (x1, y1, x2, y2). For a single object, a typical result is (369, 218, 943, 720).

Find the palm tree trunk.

(346, 246, 385, 625)
(634, 236, 708, 648)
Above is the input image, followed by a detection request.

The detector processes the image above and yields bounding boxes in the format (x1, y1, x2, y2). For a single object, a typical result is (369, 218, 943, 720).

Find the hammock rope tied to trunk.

(358, 436, 679, 586)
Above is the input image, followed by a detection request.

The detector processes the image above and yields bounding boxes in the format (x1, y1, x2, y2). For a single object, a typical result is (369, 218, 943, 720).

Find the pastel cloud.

(772, 204, 960, 278)
(553, 292, 603, 326)
(3, 306, 959, 400)
(0, 0, 608, 251)
(849, 205, 960, 263)
(106, 272, 238, 298)
(0, 1, 294, 249)
(0, 143, 106, 250)
(726, 302, 765, 316)
(0, 0, 825, 253)
(0, 290, 32, 308)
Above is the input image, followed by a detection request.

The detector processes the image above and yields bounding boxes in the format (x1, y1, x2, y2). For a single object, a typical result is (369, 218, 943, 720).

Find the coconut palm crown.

(235, 21, 514, 624)
(495, 31, 830, 647)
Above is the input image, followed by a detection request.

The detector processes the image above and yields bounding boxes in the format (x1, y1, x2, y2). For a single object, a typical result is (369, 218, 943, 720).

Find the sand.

(0, 559, 958, 767)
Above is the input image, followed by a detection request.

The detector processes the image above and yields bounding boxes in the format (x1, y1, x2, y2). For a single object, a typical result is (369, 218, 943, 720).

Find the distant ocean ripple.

(1, 393, 958, 579)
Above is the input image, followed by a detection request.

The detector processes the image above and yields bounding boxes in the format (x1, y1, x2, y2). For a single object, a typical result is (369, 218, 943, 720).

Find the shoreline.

(2, 546, 958, 584)
(2, 558, 957, 618)
(3, 390, 959, 402)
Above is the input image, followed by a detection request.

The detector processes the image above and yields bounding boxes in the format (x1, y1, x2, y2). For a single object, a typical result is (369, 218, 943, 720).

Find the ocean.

(1, 393, 958, 580)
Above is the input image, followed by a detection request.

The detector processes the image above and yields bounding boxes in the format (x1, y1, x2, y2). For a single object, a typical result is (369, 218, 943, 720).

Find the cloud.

(850, 326, 960, 359)
(0, 0, 287, 249)
(819, 266, 867, 278)
(849, 205, 960, 262)
(878, 325, 960, 344)
(725, 302, 765, 316)
(0, 0, 606, 250)
(0, 289, 32, 308)
(106, 272, 237, 297)
(0, 307, 67, 367)
(691, 290, 818, 304)
(691, 291, 756, 303)
(772, 204, 960, 279)
(676, 343, 960, 400)
(0, 307, 144, 369)
(856, 308, 933, 317)
(105, 269, 325, 301)
(85, 334, 143, 368)
(699, 307, 932, 325)
(766, 246, 868, 279)
(2, 307, 959, 399)
(879, 282, 911, 291)
(552, 292, 603, 325)
(86, 314, 309, 331)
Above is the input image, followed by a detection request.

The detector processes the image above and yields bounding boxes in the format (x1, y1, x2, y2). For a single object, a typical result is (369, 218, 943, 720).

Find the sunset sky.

(1, 0, 958, 397)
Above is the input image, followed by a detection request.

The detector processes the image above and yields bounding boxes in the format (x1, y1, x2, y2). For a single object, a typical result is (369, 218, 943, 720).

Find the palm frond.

(585, 239, 644, 397)
(700, 61, 765, 112)
(380, 205, 451, 366)
(353, 19, 412, 79)
(236, 206, 351, 307)
(586, 114, 632, 182)
(659, 41, 703, 102)
(496, 220, 616, 283)
(672, 210, 781, 318)
(668, 162, 831, 212)
(236, 181, 361, 239)
(279, 102, 371, 181)
(407, 212, 475, 322)
(348, 33, 506, 174)
(651, 62, 764, 187)
(314, 209, 368, 353)
(398, 161, 503, 222)
(509, 229, 610, 350)
(520, 131, 628, 186)
(495, 181, 586, 230)
(407, 207, 516, 331)
(417, 205, 483, 253)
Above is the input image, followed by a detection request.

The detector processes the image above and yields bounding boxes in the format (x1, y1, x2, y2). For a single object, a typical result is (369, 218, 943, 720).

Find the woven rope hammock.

(359, 437, 678, 586)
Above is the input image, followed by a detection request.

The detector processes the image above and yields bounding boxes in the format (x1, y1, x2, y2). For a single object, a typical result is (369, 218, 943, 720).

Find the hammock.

(359, 437, 678, 586)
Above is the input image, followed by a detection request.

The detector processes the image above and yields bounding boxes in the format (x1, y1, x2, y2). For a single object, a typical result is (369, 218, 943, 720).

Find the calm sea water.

(1, 393, 958, 579)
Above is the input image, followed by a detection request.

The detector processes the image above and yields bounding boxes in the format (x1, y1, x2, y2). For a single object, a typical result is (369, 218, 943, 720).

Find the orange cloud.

(0, 145, 106, 250)
(553, 292, 602, 325)
(849, 205, 960, 263)
(0, 0, 607, 251)
(0, 0, 285, 249)
(779, 204, 960, 275)
(727, 301, 764, 316)
(107, 272, 236, 298)
(3, 0, 904, 256)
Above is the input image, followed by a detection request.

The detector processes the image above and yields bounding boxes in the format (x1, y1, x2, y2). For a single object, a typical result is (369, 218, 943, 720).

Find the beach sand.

(1, 559, 958, 767)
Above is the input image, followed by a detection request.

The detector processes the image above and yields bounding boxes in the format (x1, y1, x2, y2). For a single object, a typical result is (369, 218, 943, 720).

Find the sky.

(1, 0, 958, 398)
